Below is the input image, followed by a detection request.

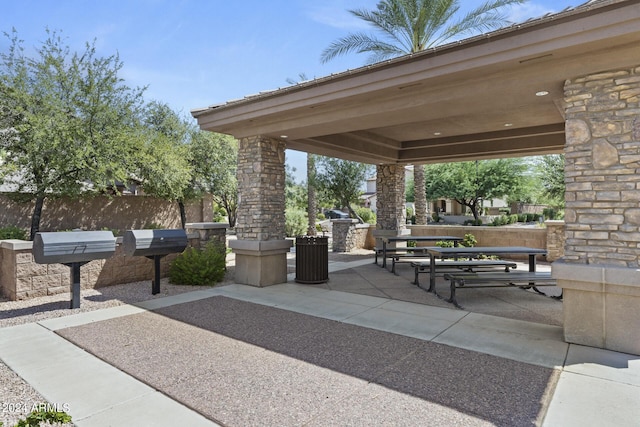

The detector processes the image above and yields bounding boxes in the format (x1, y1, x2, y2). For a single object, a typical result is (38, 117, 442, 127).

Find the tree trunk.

(414, 164, 427, 224)
(346, 204, 363, 224)
(178, 199, 187, 229)
(29, 195, 46, 241)
(307, 154, 317, 235)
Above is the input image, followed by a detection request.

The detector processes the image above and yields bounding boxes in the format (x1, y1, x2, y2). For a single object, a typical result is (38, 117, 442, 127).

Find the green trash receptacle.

(295, 236, 329, 284)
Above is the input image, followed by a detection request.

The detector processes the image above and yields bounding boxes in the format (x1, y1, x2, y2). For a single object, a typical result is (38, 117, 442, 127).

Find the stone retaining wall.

(0, 223, 228, 301)
(331, 220, 374, 252)
(407, 223, 563, 261)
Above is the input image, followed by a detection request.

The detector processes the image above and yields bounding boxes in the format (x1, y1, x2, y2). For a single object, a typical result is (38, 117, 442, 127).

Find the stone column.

(373, 164, 409, 246)
(544, 220, 565, 262)
(553, 66, 640, 355)
(185, 222, 228, 250)
(230, 136, 292, 286)
(331, 219, 359, 252)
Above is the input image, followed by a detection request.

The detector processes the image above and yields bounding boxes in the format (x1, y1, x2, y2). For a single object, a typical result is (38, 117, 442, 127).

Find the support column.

(373, 164, 408, 246)
(553, 66, 640, 355)
(230, 136, 291, 286)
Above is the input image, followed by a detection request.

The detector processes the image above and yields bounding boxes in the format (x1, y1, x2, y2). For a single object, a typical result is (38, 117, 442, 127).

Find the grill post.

(67, 262, 85, 309)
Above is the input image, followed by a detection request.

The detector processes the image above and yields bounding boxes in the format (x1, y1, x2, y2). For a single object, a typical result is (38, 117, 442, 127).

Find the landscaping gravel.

(0, 274, 233, 427)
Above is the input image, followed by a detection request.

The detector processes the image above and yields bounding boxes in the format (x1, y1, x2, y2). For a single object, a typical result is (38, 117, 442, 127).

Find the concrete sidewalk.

(1, 257, 639, 426)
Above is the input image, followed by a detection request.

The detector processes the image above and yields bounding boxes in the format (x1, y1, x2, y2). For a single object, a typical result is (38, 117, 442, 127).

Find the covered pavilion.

(193, 0, 640, 355)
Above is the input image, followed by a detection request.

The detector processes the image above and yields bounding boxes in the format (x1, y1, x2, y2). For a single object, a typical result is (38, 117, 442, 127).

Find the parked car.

(325, 209, 349, 219)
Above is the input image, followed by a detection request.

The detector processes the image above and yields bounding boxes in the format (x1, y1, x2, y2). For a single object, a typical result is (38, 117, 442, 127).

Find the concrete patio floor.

(0, 250, 639, 426)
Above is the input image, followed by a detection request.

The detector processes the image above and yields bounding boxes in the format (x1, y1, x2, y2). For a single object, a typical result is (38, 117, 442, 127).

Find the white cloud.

(306, 1, 377, 30)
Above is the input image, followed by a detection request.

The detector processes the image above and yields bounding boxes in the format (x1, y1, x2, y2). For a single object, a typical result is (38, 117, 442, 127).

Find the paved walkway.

(1, 257, 639, 426)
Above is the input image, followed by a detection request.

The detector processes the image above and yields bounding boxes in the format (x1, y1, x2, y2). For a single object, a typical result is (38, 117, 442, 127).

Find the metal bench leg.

(446, 279, 464, 309)
(412, 267, 420, 286)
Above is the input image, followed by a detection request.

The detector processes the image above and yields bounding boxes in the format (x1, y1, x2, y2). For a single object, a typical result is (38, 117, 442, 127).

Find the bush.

(143, 222, 164, 229)
(355, 207, 376, 224)
(463, 219, 482, 226)
(285, 208, 308, 237)
(509, 214, 518, 224)
(462, 233, 477, 247)
(169, 242, 226, 286)
(0, 225, 28, 240)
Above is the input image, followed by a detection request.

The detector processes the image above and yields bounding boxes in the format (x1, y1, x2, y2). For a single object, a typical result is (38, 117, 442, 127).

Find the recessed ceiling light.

(535, 90, 549, 96)
(280, 135, 288, 139)
(504, 123, 513, 127)
(433, 132, 441, 136)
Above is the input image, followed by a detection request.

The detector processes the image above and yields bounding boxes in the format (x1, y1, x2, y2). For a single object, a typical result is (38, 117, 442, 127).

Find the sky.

(2, 0, 584, 181)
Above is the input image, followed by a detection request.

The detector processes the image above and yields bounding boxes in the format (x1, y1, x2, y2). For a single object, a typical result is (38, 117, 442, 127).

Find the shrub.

(463, 219, 482, 226)
(143, 222, 164, 229)
(355, 207, 376, 224)
(436, 240, 454, 248)
(462, 233, 477, 247)
(406, 206, 414, 219)
(285, 208, 308, 237)
(509, 214, 518, 224)
(9, 406, 72, 427)
(0, 225, 28, 240)
(169, 242, 226, 286)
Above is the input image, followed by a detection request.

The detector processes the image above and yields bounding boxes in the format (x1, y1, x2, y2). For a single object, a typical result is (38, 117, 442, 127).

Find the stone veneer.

(373, 164, 409, 248)
(555, 66, 640, 355)
(230, 136, 291, 286)
(375, 164, 406, 231)
(331, 220, 374, 252)
(544, 221, 566, 262)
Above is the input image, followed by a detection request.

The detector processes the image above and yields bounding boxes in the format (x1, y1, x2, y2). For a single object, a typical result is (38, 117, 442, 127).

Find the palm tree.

(322, 0, 524, 223)
(321, 0, 525, 64)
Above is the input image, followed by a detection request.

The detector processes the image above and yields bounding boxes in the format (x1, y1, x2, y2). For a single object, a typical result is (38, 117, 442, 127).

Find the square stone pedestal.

(553, 262, 640, 355)
(230, 239, 292, 287)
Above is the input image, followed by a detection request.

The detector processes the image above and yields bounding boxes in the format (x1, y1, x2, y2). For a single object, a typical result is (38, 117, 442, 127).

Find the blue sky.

(2, 0, 583, 181)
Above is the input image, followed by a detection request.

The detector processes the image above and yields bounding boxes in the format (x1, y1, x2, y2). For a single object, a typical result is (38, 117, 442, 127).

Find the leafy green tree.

(136, 101, 193, 228)
(424, 159, 526, 220)
(321, 0, 524, 64)
(535, 154, 565, 208)
(315, 157, 372, 223)
(0, 29, 145, 239)
(190, 131, 238, 227)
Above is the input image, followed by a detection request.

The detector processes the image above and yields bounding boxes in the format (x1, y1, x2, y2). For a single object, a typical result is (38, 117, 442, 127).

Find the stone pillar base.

(553, 262, 640, 355)
(230, 239, 292, 287)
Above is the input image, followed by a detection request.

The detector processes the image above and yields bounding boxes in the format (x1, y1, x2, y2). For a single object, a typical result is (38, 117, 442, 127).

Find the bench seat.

(375, 246, 430, 266)
(442, 271, 556, 308)
(410, 259, 517, 284)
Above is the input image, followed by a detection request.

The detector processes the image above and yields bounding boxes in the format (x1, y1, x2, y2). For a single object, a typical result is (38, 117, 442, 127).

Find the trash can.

(295, 236, 329, 284)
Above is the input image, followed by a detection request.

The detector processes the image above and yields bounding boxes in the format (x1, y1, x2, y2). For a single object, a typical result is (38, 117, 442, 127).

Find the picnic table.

(425, 246, 548, 293)
(378, 235, 462, 269)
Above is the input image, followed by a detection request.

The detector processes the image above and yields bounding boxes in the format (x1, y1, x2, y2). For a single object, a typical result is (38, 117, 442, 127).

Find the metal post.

(152, 255, 163, 295)
(69, 262, 82, 309)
